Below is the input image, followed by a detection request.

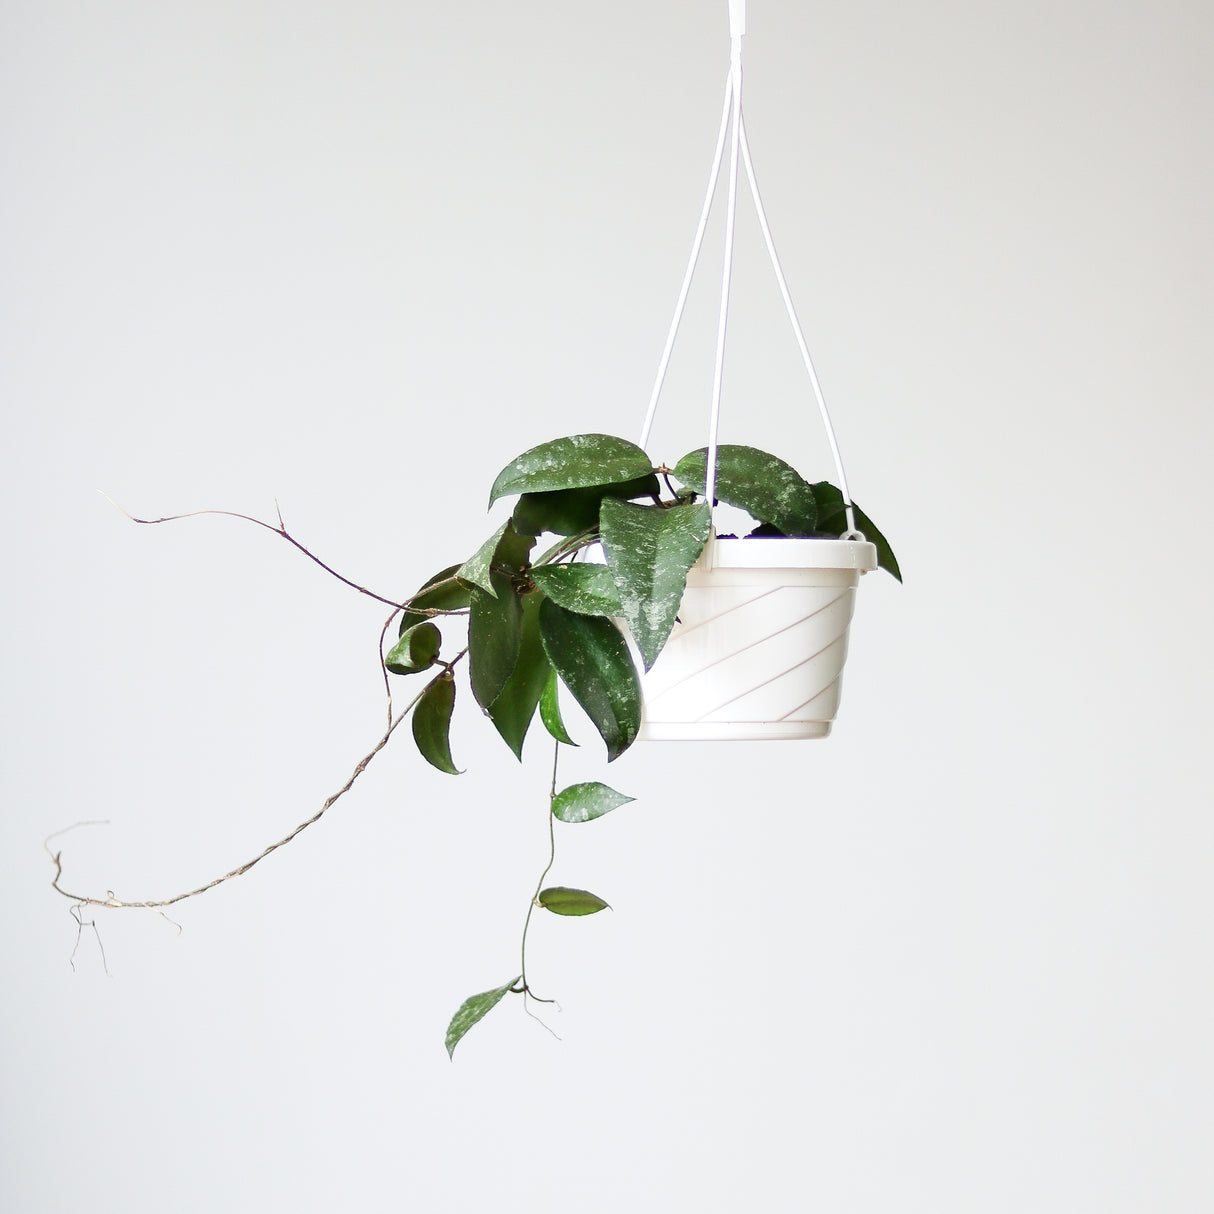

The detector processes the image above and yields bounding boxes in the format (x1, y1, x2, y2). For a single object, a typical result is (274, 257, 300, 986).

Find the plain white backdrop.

(2, 1, 1211, 1210)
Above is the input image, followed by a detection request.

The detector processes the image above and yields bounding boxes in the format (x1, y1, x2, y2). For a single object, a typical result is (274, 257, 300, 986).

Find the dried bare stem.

(379, 607, 401, 729)
(48, 658, 463, 913)
(98, 492, 411, 611)
(69, 904, 109, 974)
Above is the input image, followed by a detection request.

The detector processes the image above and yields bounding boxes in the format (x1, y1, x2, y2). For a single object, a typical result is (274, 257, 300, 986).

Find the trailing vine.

(51, 434, 899, 1057)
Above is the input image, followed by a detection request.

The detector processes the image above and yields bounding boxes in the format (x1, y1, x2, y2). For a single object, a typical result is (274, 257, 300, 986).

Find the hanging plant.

(49, 1, 903, 1056)
(49, 432, 897, 1056)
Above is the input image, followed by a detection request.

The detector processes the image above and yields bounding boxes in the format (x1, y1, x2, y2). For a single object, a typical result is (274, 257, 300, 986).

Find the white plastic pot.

(638, 535, 877, 741)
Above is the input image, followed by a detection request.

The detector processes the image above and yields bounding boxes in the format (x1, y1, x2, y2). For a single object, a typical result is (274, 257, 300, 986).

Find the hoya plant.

(49, 432, 897, 1057)
(385, 434, 899, 1055)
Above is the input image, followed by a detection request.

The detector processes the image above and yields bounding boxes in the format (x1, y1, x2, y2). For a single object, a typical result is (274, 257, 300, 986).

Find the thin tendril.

(518, 741, 561, 1005)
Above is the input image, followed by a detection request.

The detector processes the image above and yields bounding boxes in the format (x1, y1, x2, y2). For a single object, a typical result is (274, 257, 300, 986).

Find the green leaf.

(539, 666, 577, 746)
(468, 570, 525, 710)
(551, 781, 634, 824)
(489, 434, 654, 506)
(457, 521, 535, 598)
(812, 482, 902, 582)
(673, 445, 818, 535)
(487, 591, 550, 759)
(412, 674, 462, 775)
(530, 564, 623, 617)
(445, 976, 521, 1059)
(400, 566, 471, 634)
(493, 521, 536, 572)
(456, 521, 507, 597)
(385, 621, 441, 675)
(599, 498, 711, 670)
(512, 474, 661, 537)
(539, 599, 642, 762)
(538, 887, 610, 916)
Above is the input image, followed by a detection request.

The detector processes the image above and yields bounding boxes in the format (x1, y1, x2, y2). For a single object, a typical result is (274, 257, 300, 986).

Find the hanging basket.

(631, 0, 886, 742)
(638, 536, 876, 741)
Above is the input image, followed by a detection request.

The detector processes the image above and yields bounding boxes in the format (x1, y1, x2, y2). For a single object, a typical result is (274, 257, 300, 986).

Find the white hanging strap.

(703, 20, 745, 512)
(642, 0, 862, 540)
(729, 0, 747, 40)
(638, 72, 733, 452)
(738, 115, 859, 537)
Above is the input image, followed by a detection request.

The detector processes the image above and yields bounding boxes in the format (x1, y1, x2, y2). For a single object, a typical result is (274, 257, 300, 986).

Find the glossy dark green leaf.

(539, 666, 577, 746)
(538, 599, 641, 761)
(445, 975, 520, 1059)
(412, 674, 462, 775)
(385, 621, 441, 675)
(457, 522, 507, 597)
(487, 591, 550, 760)
(457, 521, 535, 598)
(469, 571, 524, 710)
(599, 498, 711, 670)
(812, 482, 902, 582)
(674, 445, 818, 535)
(551, 781, 634, 824)
(512, 474, 661, 537)
(530, 564, 623, 617)
(400, 565, 470, 635)
(493, 521, 535, 572)
(538, 887, 610, 916)
(489, 434, 654, 506)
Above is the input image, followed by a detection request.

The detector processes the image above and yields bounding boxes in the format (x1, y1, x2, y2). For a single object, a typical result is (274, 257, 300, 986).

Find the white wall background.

(3, 1, 1211, 1210)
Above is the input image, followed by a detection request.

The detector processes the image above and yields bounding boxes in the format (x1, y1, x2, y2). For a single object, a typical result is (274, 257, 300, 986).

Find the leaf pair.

(493, 436, 714, 670)
(529, 503, 712, 673)
(674, 445, 901, 580)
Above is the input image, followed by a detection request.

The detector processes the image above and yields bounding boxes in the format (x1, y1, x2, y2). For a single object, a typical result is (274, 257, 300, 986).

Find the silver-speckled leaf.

(445, 975, 520, 1059)
(599, 498, 711, 670)
(674, 445, 818, 535)
(530, 564, 623, 617)
(551, 781, 634, 824)
(538, 599, 641, 762)
(457, 521, 508, 597)
(488, 434, 654, 506)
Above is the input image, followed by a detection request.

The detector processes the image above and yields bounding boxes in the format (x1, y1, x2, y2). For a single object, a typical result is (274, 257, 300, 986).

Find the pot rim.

(702, 534, 878, 572)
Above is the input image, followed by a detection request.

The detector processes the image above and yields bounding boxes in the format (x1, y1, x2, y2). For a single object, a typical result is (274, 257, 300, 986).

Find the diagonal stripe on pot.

(642, 587, 856, 723)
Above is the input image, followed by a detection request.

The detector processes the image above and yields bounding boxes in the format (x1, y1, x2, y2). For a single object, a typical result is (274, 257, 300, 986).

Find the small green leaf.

(599, 498, 711, 670)
(539, 887, 610, 916)
(385, 621, 441, 675)
(400, 566, 471, 634)
(487, 591, 550, 760)
(551, 781, 634, 824)
(530, 564, 623, 617)
(469, 570, 525, 710)
(512, 474, 661, 537)
(445, 976, 521, 1059)
(456, 522, 508, 597)
(674, 445, 818, 535)
(539, 666, 577, 746)
(812, 482, 902, 582)
(489, 434, 654, 506)
(539, 599, 642, 762)
(412, 674, 462, 775)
